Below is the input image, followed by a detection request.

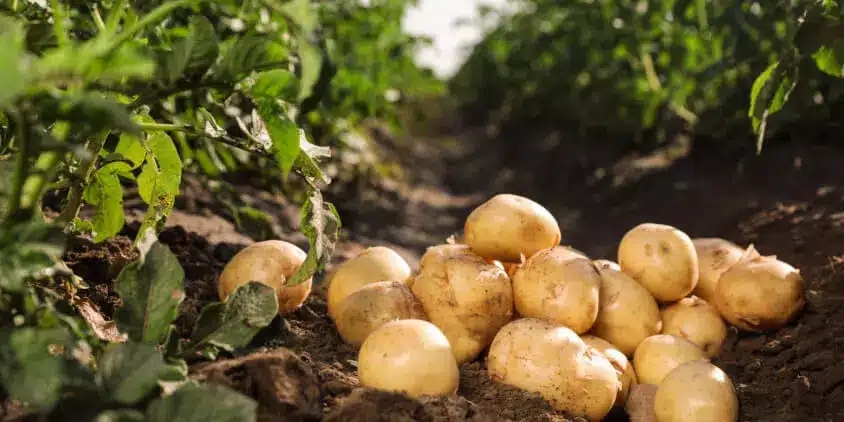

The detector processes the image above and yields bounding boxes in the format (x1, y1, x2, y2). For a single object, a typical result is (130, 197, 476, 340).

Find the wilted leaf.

(163, 16, 220, 85)
(256, 99, 300, 177)
(76, 300, 128, 343)
(286, 187, 340, 286)
(83, 162, 130, 242)
(136, 131, 183, 238)
(146, 383, 257, 422)
(96, 342, 175, 405)
(294, 132, 331, 184)
(0, 16, 25, 107)
(0, 327, 71, 409)
(114, 239, 186, 344)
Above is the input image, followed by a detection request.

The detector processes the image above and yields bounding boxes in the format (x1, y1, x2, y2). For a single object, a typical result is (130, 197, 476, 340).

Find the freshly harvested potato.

(692, 238, 746, 303)
(411, 244, 514, 364)
(633, 334, 708, 385)
(512, 247, 601, 334)
(487, 318, 621, 421)
(464, 193, 561, 263)
(591, 259, 663, 356)
(661, 296, 727, 357)
(358, 319, 459, 397)
(582, 335, 638, 407)
(618, 223, 699, 303)
(333, 281, 428, 348)
(654, 360, 738, 422)
(714, 250, 805, 332)
(218, 240, 311, 315)
(326, 246, 411, 319)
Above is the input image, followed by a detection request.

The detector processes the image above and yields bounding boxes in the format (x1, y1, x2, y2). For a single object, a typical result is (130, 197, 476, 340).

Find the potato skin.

(487, 318, 620, 421)
(618, 223, 699, 303)
(411, 244, 514, 364)
(464, 194, 561, 263)
(633, 334, 708, 385)
(582, 335, 638, 407)
(692, 238, 745, 304)
(333, 281, 428, 348)
(326, 246, 411, 320)
(661, 296, 727, 357)
(591, 259, 663, 356)
(654, 360, 738, 422)
(512, 247, 601, 334)
(358, 319, 459, 397)
(218, 240, 311, 315)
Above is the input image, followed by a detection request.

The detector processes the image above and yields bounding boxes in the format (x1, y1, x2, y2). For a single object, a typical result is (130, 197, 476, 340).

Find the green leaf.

(114, 239, 186, 344)
(281, 0, 316, 33)
(0, 220, 66, 292)
(95, 342, 175, 405)
(146, 383, 257, 422)
(0, 16, 26, 107)
(94, 410, 145, 422)
(286, 187, 340, 286)
(40, 93, 140, 137)
(295, 35, 323, 102)
(256, 99, 300, 177)
(136, 131, 183, 238)
(748, 61, 798, 153)
(83, 163, 129, 243)
(813, 40, 844, 77)
(251, 69, 298, 101)
(0, 327, 71, 410)
(188, 281, 278, 355)
(217, 34, 289, 82)
(115, 133, 148, 169)
(0, 159, 12, 219)
(163, 16, 220, 85)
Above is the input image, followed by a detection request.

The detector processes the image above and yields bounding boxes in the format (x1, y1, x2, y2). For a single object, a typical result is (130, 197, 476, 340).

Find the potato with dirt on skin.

(591, 259, 663, 357)
(692, 238, 746, 304)
(325, 246, 411, 320)
(582, 335, 638, 407)
(332, 281, 428, 348)
(618, 223, 699, 303)
(410, 244, 514, 364)
(464, 193, 561, 263)
(487, 318, 621, 421)
(661, 296, 727, 357)
(512, 247, 601, 334)
(633, 334, 708, 385)
(654, 360, 738, 422)
(218, 240, 312, 315)
(714, 248, 805, 332)
(358, 319, 459, 398)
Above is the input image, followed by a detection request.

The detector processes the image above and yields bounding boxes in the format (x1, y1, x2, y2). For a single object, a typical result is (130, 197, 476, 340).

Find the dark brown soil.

(59, 127, 844, 421)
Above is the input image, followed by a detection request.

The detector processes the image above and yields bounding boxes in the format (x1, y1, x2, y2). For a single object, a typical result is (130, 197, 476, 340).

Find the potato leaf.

(146, 383, 257, 422)
(216, 35, 289, 82)
(114, 133, 149, 170)
(0, 327, 71, 410)
(0, 220, 66, 293)
(95, 342, 178, 405)
(294, 132, 331, 184)
(251, 69, 299, 102)
(813, 40, 844, 77)
(163, 16, 220, 85)
(295, 35, 323, 102)
(136, 131, 183, 240)
(286, 186, 340, 286)
(0, 16, 25, 107)
(748, 61, 798, 153)
(83, 163, 129, 243)
(255, 99, 300, 178)
(114, 237, 186, 345)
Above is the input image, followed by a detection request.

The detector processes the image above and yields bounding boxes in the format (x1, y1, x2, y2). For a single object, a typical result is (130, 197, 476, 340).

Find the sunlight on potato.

(633, 334, 708, 385)
(654, 360, 738, 422)
(618, 223, 699, 303)
(326, 246, 411, 320)
(661, 296, 727, 357)
(692, 238, 745, 304)
(333, 281, 428, 348)
(582, 335, 638, 407)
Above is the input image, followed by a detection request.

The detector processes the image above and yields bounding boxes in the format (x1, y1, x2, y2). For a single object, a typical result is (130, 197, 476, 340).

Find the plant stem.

(136, 122, 190, 132)
(55, 132, 108, 224)
(50, 0, 69, 48)
(91, 4, 106, 32)
(4, 109, 29, 225)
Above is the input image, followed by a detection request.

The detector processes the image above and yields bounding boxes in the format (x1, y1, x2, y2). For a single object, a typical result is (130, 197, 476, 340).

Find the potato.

(692, 238, 745, 303)
(582, 335, 638, 407)
(333, 281, 428, 348)
(512, 247, 601, 334)
(358, 319, 459, 397)
(654, 360, 738, 422)
(713, 251, 805, 332)
(633, 334, 708, 385)
(591, 259, 663, 356)
(218, 240, 311, 315)
(410, 244, 514, 364)
(618, 223, 699, 303)
(661, 296, 727, 357)
(464, 193, 561, 262)
(326, 246, 411, 320)
(487, 318, 621, 420)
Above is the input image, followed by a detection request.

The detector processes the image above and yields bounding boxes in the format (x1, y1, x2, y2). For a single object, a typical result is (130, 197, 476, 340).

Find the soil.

(58, 125, 844, 422)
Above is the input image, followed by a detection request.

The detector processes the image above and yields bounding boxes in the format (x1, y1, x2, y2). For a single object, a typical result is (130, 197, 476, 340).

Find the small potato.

(326, 246, 411, 319)
(654, 360, 738, 422)
(464, 193, 561, 263)
(582, 335, 638, 407)
(618, 223, 699, 303)
(714, 252, 805, 332)
(358, 319, 459, 397)
(218, 240, 311, 315)
(487, 318, 621, 421)
(633, 334, 708, 385)
(513, 247, 601, 334)
(411, 244, 514, 364)
(692, 238, 745, 304)
(591, 259, 663, 356)
(661, 296, 727, 357)
(333, 281, 428, 348)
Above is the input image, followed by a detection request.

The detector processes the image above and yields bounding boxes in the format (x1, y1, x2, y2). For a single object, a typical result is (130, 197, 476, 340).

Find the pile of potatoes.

(217, 193, 806, 421)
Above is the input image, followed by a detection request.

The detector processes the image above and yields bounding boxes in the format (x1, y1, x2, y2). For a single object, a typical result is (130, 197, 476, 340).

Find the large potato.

(358, 319, 459, 397)
(464, 194, 561, 263)
(487, 318, 621, 420)
(582, 335, 638, 407)
(591, 259, 663, 356)
(714, 252, 805, 332)
(633, 334, 708, 385)
(411, 244, 514, 364)
(218, 240, 311, 315)
(654, 360, 738, 422)
(333, 281, 428, 348)
(692, 238, 745, 303)
(618, 223, 699, 303)
(661, 296, 727, 357)
(326, 246, 411, 319)
(513, 247, 601, 334)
